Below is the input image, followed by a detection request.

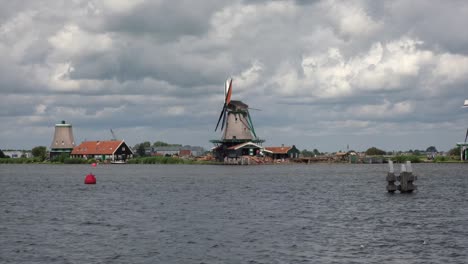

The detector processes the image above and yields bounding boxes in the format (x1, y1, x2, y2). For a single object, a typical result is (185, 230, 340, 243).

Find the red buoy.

(85, 173, 96, 184)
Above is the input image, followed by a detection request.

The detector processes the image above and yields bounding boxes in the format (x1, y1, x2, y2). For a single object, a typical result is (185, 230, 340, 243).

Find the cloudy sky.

(1, 0, 467, 152)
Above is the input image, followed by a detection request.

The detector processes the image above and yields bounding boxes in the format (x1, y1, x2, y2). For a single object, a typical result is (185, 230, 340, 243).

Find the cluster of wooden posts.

(386, 160, 417, 193)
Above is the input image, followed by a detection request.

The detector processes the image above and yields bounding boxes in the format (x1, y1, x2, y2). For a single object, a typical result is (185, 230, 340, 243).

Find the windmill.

(49, 120, 75, 159)
(210, 78, 264, 161)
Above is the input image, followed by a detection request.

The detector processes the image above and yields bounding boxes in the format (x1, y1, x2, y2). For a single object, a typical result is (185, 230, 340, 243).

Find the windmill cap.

(55, 120, 72, 127)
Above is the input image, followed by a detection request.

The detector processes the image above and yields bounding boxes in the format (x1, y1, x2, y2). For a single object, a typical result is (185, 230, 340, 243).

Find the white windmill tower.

(464, 100, 468, 141)
(458, 100, 468, 160)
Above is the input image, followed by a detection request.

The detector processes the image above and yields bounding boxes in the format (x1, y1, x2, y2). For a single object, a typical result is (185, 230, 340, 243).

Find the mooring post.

(387, 161, 418, 193)
(386, 160, 397, 193)
(397, 161, 417, 193)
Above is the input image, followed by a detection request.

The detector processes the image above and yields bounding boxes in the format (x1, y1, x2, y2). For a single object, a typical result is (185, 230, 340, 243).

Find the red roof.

(264, 146, 292, 154)
(71, 140, 124, 155)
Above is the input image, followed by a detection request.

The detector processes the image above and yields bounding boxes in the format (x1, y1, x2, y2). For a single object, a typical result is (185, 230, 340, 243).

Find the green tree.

(301, 149, 313, 157)
(153, 141, 170, 147)
(365, 147, 386, 156)
(313, 149, 320, 156)
(153, 141, 181, 147)
(134, 141, 151, 157)
(448, 146, 461, 156)
(31, 146, 47, 161)
(426, 146, 438, 153)
(137, 145, 147, 157)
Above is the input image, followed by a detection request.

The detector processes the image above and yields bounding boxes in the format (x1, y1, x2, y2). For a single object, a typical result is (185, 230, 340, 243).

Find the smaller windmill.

(210, 78, 264, 161)
(50, 120, 75, 159)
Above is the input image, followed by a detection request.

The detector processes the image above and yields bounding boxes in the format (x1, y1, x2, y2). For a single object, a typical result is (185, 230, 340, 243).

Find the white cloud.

(48, 24, 112, 57)
(349, 100, 413, 119)
(165, 106, 185, 116)
(210, 1, 296, 41)
(324, 0, 382, 38)
(433, 53, 468, 85)
(271, 37, 446, 99)
(233, 60, 264, 92)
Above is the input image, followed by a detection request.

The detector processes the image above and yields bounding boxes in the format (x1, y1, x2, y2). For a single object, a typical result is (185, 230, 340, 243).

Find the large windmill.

(210, 78, 264, 161)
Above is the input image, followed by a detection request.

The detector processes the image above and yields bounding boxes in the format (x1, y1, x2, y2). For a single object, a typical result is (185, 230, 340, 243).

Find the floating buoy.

(85, 173, 96, 184)
(91, 163, 97, 167)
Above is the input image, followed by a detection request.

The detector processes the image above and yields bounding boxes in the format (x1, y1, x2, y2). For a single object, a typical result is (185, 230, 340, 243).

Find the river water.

(0, 163, 467, 263)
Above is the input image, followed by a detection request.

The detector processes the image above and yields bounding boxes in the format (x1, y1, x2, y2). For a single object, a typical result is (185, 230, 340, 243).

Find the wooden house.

(263, 145, 300, 160)
(71, 140, 133, 162)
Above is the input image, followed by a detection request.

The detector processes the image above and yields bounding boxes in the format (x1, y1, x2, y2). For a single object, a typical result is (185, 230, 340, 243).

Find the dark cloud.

(102, 1, 228, 40)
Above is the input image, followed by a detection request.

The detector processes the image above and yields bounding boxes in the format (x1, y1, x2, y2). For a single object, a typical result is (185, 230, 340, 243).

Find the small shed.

(227, 142, 263, 158)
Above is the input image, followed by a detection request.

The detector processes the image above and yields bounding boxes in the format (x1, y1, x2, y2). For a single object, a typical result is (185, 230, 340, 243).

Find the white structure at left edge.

(456, 99, 468, 161)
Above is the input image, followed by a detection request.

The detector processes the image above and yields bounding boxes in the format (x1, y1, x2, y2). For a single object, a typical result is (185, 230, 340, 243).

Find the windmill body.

(50, 120, 75, 159)
(222, 100, 254, 141)
(210, 79, 264, 161)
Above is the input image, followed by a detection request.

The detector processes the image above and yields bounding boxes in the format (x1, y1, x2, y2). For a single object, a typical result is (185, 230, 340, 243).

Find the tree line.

(133, 141, 182, 157)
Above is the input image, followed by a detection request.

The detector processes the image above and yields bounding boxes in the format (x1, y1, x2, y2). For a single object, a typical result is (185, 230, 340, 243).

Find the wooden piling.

(387, 161, 417, 193)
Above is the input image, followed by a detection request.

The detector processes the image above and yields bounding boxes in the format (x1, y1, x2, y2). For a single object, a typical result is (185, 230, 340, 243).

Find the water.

(1, 163, 467, 264)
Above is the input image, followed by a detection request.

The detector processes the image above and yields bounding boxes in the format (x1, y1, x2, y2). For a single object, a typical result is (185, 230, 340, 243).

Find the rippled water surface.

(1, 163, 467, 263)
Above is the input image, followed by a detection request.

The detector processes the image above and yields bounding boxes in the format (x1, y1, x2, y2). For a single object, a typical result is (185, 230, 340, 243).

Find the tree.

(448, 146, 461, 156)
(136, 144, 147, 157)
(153, 141, 170, 147)
(32, 146, 47, 161)
(153, 141, 181, 147)
(313, 149, 320, 156)
(365, 147, 386, 156)
(301, 149, 313, 157)
(134, 141, 151, 157)
(426, 146, 438, 153)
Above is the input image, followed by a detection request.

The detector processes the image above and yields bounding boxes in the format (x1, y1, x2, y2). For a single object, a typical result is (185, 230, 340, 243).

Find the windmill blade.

(224, 79, 229, 101)
(248, 107, 261, 111)
(225, 79, 233, 105)
(465, 128, 468, 143)
(215, 105, 226, 131)
(220, 109, 227, 131)
(247, 111, 257, 138)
